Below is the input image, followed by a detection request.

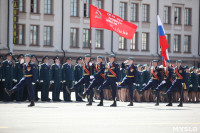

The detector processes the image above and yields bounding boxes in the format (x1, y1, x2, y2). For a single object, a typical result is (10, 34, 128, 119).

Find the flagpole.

(90, 27, 92, 57)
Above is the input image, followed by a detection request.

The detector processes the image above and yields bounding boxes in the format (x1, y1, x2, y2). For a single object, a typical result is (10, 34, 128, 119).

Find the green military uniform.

(0, 55, 3, 101)
(190, 67, 198, 92)
(198, 70, 200, 91)
(142, 65, 150, 87)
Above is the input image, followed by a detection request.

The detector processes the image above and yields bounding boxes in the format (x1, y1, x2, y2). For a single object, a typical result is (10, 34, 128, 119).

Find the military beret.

(66, 57, 72, 60)
(25, 54, 31, 57)
(97, 56, 103, 59)
(17, 54, 24, 59)
(31, 55, 37, 59)
(128, 57, 134, 60)
(190, 66, 196, 70)
(6, 52, 12, 57)
(85, 54, 91, 57)
(165, 60, 170, 63)
(176, 60, 182, 63)
(77, 56, 82, 60)
(53, 56, 59, 60)
(109, 54, 115, 58)
(137, 64, 142, 67)
(152, 60, 158, 62)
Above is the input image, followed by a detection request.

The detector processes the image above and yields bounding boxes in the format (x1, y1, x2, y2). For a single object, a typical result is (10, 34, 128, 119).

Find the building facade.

(0, 0, 200, 66)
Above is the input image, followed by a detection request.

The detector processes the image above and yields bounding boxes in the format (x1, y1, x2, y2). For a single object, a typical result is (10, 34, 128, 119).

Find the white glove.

(62, 80, 66, 83)
(0, 79, 1, 81)
(116, 82, 119, 85)
(75, 81, 78, 84)
(13, 79, 17, 83)
(189, 84, 193, 87)
(90, 75, 94, 79)
(124, 60, 129, 64)
(89, 62, 92, 66)
(198, 86, 200, 88)
(143, 83, 146, 86)
(50, 81, 54, 84)
(137, 84, 140, 86)
(133, 83, 136, 86)
(2, 79, 5, 82)
(40, 80, 44, 83)
(20, 59, 24, 64)
(161, 80, 166, 84)
(159, 65, 164, 68)
(32, 82, 35, 85)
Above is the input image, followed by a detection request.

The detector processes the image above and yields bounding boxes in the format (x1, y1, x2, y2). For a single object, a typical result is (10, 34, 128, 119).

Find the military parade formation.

(0, 52, 200, 107)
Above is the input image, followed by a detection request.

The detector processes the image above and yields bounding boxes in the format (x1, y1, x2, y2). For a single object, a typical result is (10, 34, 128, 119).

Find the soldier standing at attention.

(0, 55, 4, 101)
(62, 57, 74, 102)
(14, 54, 24, 101)
(51, 56, 62, 102)
(142, 64, 151, 102)
(161, 60, 186, 107)
(2, 52, 15, 101)
(5, 54, 36, 107)
(40, 56, 51, 102)
(197, 68, 200, 102)
(189, 66, 198, 103)
(95, 54, 120, 107)
(184, 66, 190, 102)
(117, 57, 138, 106)
(134, 64, 143, 102)
(78, 56, 105, 106)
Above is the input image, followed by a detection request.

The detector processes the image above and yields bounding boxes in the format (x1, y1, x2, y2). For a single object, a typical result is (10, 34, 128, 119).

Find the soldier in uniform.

(67, 54, 94, 105)
(62, 57, 74, 102)
(117, 57, 138, 106)
(78, 56, 105, 106)
(51, 56, 62, 102)
(184, 66, 190, 102)
(161, 60, 186, 107)
(95, 54, 120, 107)
(40, 56, 51, 101)
(197, 68, 200, 102)
(0, 55, 3, 101)
(134, 64, 143, 102)
(14, 54, 25, 101)
(189, 66, 198, 103)
(2, 52, 15, 101)
(153, 60, 173, 106)
(142, 64, 151, 102)
(5, 54, 36, 107)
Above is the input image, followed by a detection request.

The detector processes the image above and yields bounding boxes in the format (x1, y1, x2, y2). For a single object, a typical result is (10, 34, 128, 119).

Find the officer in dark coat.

(62, 57, 74, 102)
(117, 57, 138, 106)
(79, 56, 105, 106)
(2, 52, 15, 101)
(154, 60, 173, 106)
(67, 54, 94, 105)
(14, 54, 25, 101)
(51, 56, 62, 102)
(161, 60, 186, 107)
(95, 54, 120, 107)
(40, 56, 51, 101)
(5, 54, 36, 107)
(0, 55, 4, 101)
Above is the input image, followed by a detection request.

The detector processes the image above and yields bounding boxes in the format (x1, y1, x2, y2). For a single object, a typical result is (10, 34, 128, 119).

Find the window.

(18, 24, 25, 45)
(164, 6, 170, 24)
(130, 32, 138, 50)
(131, 3, 138, 21)
(30, 25, 39, 45)
(44, 0, 52, 14)
(30, 0, 39, 13)
(174, 35, 181, 52)
(83, 29, 90, 48)
(119, 37, 126, 50)
(119, 2, 127, 20)
(174, 7, 181, 25)
(184, 35, 191, 53)
(83, 0, 90, 17)
(44, 26, 52, 46)
(165, 34, 171, 52)
(71, 0, 78, 17)
(96, 0, 103, 9)
(95, 30, 103, 49)
(19, 0, 25, 12)
(70, 28, 78, 48)
(142, 33, 149, 51)
(185, 8, 191, 25)
(142, 4, 149, 22)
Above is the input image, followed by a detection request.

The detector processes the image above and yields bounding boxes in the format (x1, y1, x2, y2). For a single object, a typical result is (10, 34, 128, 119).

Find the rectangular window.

(174, 35, 181, 52)
(185, 8, 191, 25)
(184, 35, 191, 53)
(18, 24, 25, 45)
(44, 26, 52, 46)
(95, 30, 103, 49)
(30, 25, 39, 45)
(44, 0, 52, 14)
(142, 4, 149, 22)
(31, 0, 39, 13)
(119, 37, 126, 50)
(164, 6, 170, 24)
(71, 0, 78, 17)
(142, 33, 149, 51)
(96, 0, 103, 9)
(119, 2, 127, 20)
(165, 34, 171, 52)
(131, 3, 138, 21)
(83, 0, 90, 17)
(83, 29, 90, 48)
(19, 0, 25, 12)
(174, 7, 181, 25)
(130, 32, 138, 50)
(70, 28, 78, 48)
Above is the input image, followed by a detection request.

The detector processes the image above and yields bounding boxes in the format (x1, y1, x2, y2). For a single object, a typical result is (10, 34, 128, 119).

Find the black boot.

(110, 100, 117, 107)
(28, 100, 35, 107)
(97, 99, 103, 106)
(155, 98, 159, 106)
(128, 100, 133, 106)
(78, 92, 86, 99)
(4, 88, 14, 96)
(166, 101, 172, 106)
(177, 101, 183, 107)
(86, 99, 92, 106)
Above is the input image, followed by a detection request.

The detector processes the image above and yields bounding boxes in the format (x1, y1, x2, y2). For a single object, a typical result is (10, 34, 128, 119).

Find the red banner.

(90, 5, 137, 40)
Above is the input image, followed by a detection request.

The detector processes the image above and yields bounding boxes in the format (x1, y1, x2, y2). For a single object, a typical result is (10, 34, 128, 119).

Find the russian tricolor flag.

(157, 15, 169, 67)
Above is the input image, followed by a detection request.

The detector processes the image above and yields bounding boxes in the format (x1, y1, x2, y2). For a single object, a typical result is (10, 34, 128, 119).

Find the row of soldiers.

(1, 52, 200, 107)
